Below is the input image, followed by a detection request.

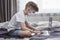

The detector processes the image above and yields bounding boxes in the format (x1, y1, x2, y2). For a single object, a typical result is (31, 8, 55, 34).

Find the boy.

(8, 1, 41, 37)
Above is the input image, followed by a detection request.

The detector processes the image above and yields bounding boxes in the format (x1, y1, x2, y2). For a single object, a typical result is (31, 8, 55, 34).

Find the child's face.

(26, 7, 35, 14)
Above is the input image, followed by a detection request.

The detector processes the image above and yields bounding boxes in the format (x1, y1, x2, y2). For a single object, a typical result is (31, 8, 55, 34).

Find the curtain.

(0, 0, 17, 22)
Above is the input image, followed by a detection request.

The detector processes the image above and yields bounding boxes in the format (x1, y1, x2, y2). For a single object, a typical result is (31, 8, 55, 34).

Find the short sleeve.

(16, 12, 25, 22)
(25, 15, 28, 22)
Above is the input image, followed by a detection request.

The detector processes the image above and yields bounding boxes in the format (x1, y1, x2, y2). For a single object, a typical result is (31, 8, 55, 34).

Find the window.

(17, 0, 60, 13)
(41, 0, 60, 13)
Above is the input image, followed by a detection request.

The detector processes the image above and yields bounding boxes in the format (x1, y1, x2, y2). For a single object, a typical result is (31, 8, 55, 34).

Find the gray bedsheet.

(0, 22, 9, 28)
(30, 27, 60, 40)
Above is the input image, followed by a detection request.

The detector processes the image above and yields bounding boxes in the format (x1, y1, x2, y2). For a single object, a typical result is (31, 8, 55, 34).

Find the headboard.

(27, 13, 60, 22)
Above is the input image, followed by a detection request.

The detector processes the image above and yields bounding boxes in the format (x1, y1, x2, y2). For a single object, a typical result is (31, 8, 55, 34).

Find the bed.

(0, 21, 60, 40)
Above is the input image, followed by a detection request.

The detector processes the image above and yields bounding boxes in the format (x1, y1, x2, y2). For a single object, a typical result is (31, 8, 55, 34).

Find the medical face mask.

(28, 12, 34, 16)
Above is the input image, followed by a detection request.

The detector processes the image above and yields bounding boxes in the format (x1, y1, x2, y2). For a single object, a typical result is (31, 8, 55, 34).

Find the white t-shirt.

(7, 11, 28, 31)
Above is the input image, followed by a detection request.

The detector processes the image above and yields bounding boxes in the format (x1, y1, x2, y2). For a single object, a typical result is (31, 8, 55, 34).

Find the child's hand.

(33, 30, 41, 35)
(34, 27, 41, 31)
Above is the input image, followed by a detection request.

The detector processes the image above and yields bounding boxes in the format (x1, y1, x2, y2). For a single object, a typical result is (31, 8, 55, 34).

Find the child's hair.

(25, 1, 38, 12)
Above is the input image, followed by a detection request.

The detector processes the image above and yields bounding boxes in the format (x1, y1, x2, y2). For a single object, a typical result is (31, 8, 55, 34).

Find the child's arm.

(25, 21, 37, 31)
(20, 22, 41, 34)
(25, 21, 42, 34)
(20, 22, 34, 32)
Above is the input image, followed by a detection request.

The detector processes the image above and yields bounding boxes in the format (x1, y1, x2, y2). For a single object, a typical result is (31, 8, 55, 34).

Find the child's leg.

(19, 30, 32, 37)
(8, 29, 32, 37)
